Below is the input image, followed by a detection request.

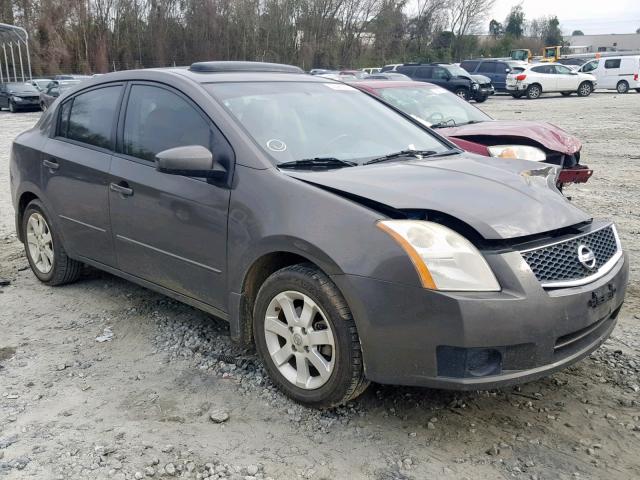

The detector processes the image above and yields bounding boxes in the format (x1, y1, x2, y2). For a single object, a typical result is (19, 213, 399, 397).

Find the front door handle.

(43, 159, 59, 171)
(110, 182, 134, 197)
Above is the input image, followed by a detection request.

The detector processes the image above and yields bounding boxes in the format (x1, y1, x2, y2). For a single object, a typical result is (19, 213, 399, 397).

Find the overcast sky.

(491, 0, 640, 35)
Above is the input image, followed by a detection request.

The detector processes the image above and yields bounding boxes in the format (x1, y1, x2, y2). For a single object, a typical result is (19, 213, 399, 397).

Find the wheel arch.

(16, 190, 41, 242)
(230, 244, 345, 346)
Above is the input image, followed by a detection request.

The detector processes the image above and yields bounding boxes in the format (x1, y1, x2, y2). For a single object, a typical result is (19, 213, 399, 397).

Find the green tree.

(572, 30, 584, 36)
(489, 19, 503, 36)
(544, 16, 563, 45)
(504, 4, 525, 38)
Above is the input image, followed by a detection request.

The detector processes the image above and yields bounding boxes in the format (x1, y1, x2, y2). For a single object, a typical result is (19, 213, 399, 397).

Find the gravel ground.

(1, 91, 639, 480)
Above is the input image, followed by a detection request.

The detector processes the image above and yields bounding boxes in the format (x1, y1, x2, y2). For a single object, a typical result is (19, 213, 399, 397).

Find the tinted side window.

(531, 65, 550, 74)
(397, 66, 417, 76)
(415, 67, 432, 79)
(460, 61, 479, 72)
(123, 85, 213, 162)
(581, 60, 598, 72)
(58, 100, 72, 137)
(477, 62, 496, 73)
(65, 86, 122, 149)
(604, 59, 621, 69)
(432, 67, 449, 80)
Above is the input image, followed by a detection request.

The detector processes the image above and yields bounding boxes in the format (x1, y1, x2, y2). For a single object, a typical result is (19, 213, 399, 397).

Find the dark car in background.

(39, 80, 81, 110)
(460, 59, 525, 92)
(352, 80, 593, 188)
(10, 62, 627, 408)
(0, 81, 41, 112)
(396, 63, 493, 102)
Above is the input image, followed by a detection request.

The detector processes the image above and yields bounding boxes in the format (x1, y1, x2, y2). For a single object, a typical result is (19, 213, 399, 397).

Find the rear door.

(476, 61, 499, 88)
(41, 83, 124, 266)
(109, 82, 232, 310)
(530, 65, 557, 91)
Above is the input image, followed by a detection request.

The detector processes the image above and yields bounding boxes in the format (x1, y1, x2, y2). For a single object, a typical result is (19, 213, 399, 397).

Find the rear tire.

(526, 84, 541, 99)
(22, 200, 83, 286)
(253, 263, 368, 408)
(577, 81, 593, 97)
(616, 80, 629, 94)
(454, 88, 469, 100)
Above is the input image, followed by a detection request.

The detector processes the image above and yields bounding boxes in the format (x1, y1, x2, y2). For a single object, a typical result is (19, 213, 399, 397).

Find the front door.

(554, 65, 578, 91)
(41, 84, 123, 267)
(109, 83, 231, 310)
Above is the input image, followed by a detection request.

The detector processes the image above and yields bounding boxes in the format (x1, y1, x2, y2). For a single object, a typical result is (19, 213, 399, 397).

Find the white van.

(579, 56, 640, 93)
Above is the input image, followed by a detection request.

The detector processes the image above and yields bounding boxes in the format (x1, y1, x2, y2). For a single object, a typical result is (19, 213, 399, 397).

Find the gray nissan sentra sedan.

(9, 62, 628, 408)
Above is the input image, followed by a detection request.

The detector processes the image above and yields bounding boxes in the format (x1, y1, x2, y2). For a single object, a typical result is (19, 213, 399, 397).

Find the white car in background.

(506, 63, 597, 99)
(579, 56, 640, 93)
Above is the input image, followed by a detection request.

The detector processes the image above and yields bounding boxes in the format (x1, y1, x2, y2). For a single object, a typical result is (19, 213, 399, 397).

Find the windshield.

(206, 81, 450, 165)
(446, 66, 470, 77)
(377, 85, 491, 127)
(6, 82, 38, 93)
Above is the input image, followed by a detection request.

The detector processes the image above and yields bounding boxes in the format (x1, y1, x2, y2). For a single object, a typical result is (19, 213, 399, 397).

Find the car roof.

(351, 80, 431, 89)
(78, 62, 331, 87)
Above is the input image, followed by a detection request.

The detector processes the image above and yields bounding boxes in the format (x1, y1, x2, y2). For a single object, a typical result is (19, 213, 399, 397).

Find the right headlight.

(377, 220, 500, 292)
(488, 145, 546, 161)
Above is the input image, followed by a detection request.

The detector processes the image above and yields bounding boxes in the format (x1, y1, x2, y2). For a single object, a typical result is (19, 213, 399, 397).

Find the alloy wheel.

(26, 212, 54, 274)
(579, 83, 591, 96)
(263, 291, 336, 390)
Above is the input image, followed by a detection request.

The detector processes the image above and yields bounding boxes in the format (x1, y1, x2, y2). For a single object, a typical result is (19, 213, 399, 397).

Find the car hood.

(470, 74, 491, 84)
(440, 120, 581, 155)
(283, 154, 590, 240)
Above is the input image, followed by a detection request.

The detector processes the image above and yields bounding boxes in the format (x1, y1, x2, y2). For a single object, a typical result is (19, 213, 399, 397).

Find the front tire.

(616, 80, 629, 94)
(577, 81, 593, 97)
(253, 263, 368, 408)
(526, 84, 541, 99)
(475, 95, 488, 103)
(22, 200, 82, 285)
(454, 88, 469, 100)
(9, 101, 17, 113)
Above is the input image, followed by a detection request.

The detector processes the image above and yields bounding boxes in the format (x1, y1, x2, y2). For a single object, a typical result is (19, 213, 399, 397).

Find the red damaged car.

(352, 80, 592, 189)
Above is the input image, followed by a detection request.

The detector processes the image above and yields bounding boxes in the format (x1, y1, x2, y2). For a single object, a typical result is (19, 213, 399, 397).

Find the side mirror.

(156, 145, 220, 178)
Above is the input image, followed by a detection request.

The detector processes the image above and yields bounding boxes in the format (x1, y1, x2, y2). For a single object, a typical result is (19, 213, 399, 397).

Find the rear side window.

(460, 61, 479, 72)
(63, 86, 122, 149)
(531, 65, 552, 74)
(604, 59, 621, 69)
(123, 84, 214, 162)
(477, 62, 496, 73)
(415, 67, 432, 79)
(397, 66, 417, 76)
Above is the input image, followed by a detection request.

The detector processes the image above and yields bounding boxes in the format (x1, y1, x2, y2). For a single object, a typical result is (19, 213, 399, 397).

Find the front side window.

(378, 85, 491, 128)
(554, 65, 572, 75)
(206, 82, 450, 166)
(64, 86, 122, 149)
(432, 67, 449, 80)
(123, 85, 214, 162)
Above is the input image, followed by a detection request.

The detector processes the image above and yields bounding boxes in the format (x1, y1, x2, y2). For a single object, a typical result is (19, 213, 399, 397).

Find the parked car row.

(0, 76, 86, 112)
(10, 61, 628, 408)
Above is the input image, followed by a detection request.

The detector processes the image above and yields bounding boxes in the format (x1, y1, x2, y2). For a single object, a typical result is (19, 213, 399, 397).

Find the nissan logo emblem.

(577, 244, 597, 270)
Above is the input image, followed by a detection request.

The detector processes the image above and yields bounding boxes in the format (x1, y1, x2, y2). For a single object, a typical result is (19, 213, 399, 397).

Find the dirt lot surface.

(1, 92, 639, 480)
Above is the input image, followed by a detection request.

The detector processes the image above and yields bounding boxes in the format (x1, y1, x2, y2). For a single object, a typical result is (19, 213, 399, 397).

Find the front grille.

(521, 225, 620, 286)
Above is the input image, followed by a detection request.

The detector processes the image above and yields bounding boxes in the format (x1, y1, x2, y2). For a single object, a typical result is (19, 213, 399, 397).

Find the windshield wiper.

(430, 119, 457, 129)
(364, 149, 441, 165)
(277, 157, 357, 170)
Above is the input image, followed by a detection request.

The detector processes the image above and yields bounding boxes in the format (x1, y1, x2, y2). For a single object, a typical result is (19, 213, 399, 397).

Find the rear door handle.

(109, 182, 134, 197)
(43, 159, 59, 170)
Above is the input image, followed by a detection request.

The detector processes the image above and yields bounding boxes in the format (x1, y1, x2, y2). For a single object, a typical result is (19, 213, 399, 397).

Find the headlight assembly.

(488, 145, 546, 161)
(377, 220, 500, 292)
(12, 96, 23, 102)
